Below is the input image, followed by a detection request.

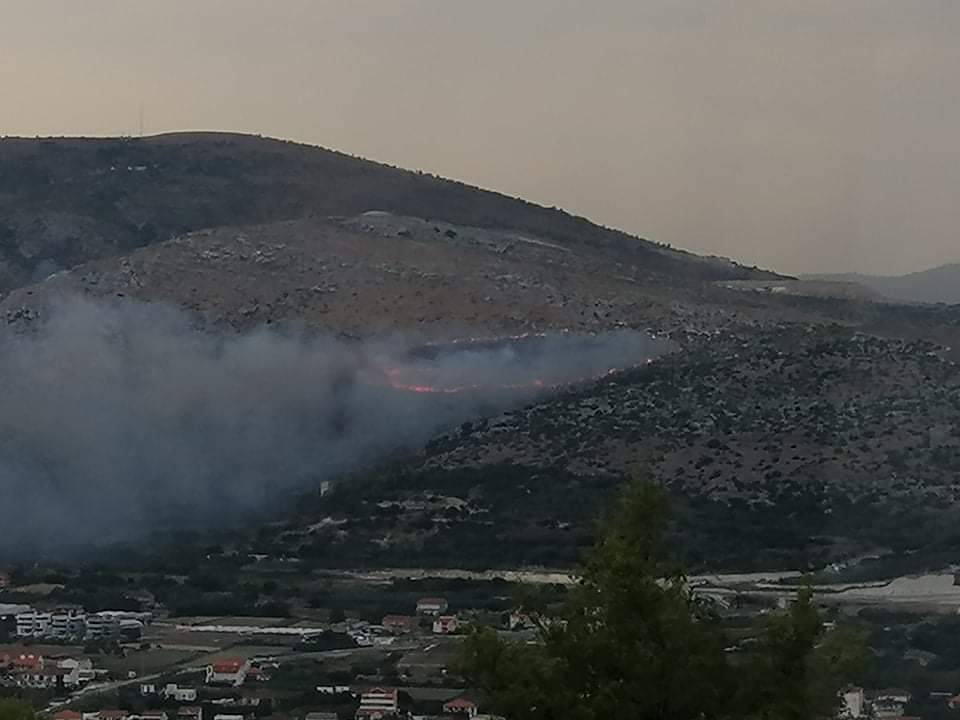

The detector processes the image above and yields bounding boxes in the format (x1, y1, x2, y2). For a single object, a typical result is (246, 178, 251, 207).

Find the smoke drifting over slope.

(0, 298, 665, 557)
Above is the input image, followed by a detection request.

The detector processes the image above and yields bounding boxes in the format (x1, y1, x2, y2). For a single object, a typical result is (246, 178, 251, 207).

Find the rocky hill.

(242, 316, 960, 574)
(0, 132, 776, 298)
(3, 133, 960, 575)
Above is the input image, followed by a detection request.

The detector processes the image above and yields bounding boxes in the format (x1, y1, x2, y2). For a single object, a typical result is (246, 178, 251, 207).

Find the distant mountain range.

(806, 263, 960, 305)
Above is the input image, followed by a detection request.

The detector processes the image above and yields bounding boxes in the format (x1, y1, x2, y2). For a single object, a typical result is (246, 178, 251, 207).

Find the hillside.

(238, 317, 960, 573)
(806, 264, 960, 305)
(2, 133, 960, 575)
(0, 212, 709, 338)
(0, 132, 777, 297)
(0, 209, 845, 342)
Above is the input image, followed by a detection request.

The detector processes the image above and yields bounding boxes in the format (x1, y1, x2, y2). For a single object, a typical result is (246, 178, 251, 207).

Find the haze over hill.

(806, 263, 960, 305)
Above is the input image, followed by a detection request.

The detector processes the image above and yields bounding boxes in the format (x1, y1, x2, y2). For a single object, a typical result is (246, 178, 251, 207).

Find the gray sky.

(2, 1, 958, 275)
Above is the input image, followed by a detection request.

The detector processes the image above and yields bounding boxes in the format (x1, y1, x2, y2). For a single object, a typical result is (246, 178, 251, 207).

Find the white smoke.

(0, 297, 665, 557)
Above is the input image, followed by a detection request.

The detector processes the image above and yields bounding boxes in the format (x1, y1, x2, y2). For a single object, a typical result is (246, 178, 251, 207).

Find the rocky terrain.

(0, 132, 774, 298)
(3, 133, 960, 574)
(238, 319, 960, 573)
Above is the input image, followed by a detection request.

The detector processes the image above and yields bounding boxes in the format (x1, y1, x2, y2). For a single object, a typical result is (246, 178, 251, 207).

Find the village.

(6, 563, 960, 720)
(1, 569, 514, 720)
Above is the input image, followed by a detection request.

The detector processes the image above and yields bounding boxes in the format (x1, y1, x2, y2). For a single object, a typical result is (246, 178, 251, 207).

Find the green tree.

(0, 699, 35, 720)
(460, 473, 865, 720)
(738, 588, 867, 720)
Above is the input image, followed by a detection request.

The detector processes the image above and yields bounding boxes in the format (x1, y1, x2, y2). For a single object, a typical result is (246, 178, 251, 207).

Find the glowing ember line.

(361, 331, 662, 396)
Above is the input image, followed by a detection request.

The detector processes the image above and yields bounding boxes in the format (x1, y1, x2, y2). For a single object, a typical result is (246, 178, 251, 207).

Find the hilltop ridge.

(0, 132, 779, 299)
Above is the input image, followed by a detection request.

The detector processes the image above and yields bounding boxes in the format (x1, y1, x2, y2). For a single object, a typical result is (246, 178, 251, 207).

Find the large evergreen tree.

(460, 474, 865, 720)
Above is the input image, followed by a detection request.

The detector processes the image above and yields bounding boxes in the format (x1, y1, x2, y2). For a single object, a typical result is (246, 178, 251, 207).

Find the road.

(44, 650, 215, 713)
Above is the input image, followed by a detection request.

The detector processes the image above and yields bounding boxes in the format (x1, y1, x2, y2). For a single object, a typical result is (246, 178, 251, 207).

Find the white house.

(316, 685, 352, 695)
(356, 687, 399, 719)
(14, 666, 68, 690)
(508, 611, 535, 631)
(205, 658, 251, 686)
(162, 683, 198, 702)
(838, 686, 864, 718)
(58, 658, 94, 687)
(432, 616, 459, 635)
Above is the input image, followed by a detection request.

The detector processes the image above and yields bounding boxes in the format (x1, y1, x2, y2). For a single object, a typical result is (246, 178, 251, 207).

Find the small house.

(205, 657, 250, 686)
(443, 697, 478, 717)
(432, 615, 459, 635)
(381, 615, 416, 634)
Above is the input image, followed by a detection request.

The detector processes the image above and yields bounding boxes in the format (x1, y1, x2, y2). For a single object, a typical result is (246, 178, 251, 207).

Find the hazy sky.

(2, 1, 958, 275)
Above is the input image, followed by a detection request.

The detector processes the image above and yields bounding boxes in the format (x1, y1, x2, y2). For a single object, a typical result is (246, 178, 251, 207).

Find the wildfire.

(383, 374, 549, 395)
(358, 331, 661, 396)
(375, 362, 643, 395)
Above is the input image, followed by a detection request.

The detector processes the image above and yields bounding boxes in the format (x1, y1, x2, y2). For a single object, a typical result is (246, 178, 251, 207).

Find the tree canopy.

(460, 474, 865, 720)
(0, 699, 35, 720)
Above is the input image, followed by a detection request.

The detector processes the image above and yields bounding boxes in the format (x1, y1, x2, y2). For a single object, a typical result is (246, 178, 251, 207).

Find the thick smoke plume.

(0, 297, 665, 557)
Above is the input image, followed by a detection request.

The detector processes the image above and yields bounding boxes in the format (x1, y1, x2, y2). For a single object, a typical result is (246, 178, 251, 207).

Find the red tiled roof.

(211, 658, 246, 673)
(443, 697, 477, 709)
(12, 654, 43, 670)
(54, 712, 82, 720)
